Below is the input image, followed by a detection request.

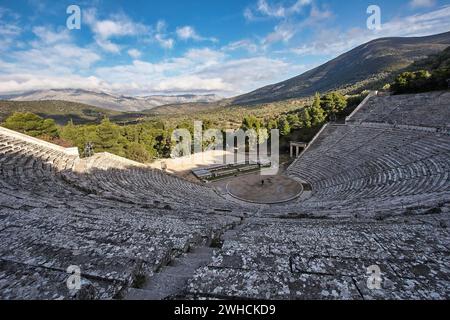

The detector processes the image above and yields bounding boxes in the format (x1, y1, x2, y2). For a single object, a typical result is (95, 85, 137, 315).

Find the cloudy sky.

(0, 0, 449, 97)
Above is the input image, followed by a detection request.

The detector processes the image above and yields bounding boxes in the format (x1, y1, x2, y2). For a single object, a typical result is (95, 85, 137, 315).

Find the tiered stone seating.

(188, 215, 450, 300)
(348, 91, 450, 129)
(0, 128, 241, 299)
(1, 89, 449, 300)
(283, 121, 450, 217)
(64, 153, 239, 212)
(250, 92, 450, 218)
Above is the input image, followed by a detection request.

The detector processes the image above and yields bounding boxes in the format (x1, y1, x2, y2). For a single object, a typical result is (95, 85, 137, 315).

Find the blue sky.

(0, 0, 450, 97)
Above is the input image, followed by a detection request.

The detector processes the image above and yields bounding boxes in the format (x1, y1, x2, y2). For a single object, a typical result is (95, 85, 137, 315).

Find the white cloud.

(154, 20, 175, 49)
(13, 44, 101, 71)
(155, 34, 174, 49)
(84, 9, 150, 53)
(3, 2, 448, 98)
(222, 39, 259, 53)
(92, 60, 231, 94)
(257, 1, 333, 47)
(127, 49, 142, 59)
(263, 23, 296, 45)
(290, 0, 313, 13)
(176, 26, 217, 42)
(0, 18, 303, 97)
(410, 0, 436, 8)
(176, 26, 197, 40)
(200, 57, 302, 91)
(32, 26, 71, 44)
(290, 5, 450, 57)
(92, 48, 303, 96)
(245, 0, 312, 20)
(0, 5, 303, 96)
(0, 24, 21, 37)
(184, 48, 225, 62)
(309, 4, 333, 20)
(257, 0, 286, 18)
(94, 38, 121, 53)
(0, 73, 107, 94)
(381, 5, 450, 36)
(244, 8, 255, 21)
(7, 25, 101, 72)
(0, 6, 20, 21)
(85, 10, 149, 39)
(0, 22, 102, 95)
(0, 7, 21, 51)
(84, 12, 177, 51)
(154, 76, 229, 92)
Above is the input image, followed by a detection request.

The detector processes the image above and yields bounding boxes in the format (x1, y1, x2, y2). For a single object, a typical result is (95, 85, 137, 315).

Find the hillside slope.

(233, 31, 450, 105)
(409, 45, 450, 71)
(0, 100, 123, 125)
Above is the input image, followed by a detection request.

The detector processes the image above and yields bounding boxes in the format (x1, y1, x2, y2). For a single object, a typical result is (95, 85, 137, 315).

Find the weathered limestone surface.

(0, 91, 449, 299)
(0, 134, 241, 299)
(281, 94, 450, 217)
(347, 90, 450, 129)
(187, 216, 450, 300)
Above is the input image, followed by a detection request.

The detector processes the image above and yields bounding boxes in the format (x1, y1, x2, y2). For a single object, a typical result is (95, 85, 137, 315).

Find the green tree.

(3, 112, 59, 138)
(299, 108, 312, 128)
(60, 120, 79, 142)
(279, 116, 291, 136)
(241, 115, 269, 146)
(287, 114, 301, 129)
(60, 119, 88, 151)
(153, 130, 172, 158)
(391, 70, 433, 94)
(313, 92, 321, 109)
(321, 92, 347, 115)
(242, 115, 264, 131)
(176, 120, 194, 136)
(309, 105, 326, 127)
(125, 142, 152, 163)
(267, 119, 278, 130)
(94, 118, 124, 155)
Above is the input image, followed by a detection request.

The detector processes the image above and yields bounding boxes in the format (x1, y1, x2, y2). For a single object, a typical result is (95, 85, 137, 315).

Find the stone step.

(125, 247, 215, 300)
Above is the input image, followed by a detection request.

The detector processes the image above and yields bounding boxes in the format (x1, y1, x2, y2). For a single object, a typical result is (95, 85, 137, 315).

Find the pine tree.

(94, 117, 124, 155)
(309, 93, 326, 126)
(322, 92, 347, 115)
(300, 108, 312, 128)
(313, 92, 321, 109)
(279, 116, 291, 136)
(287, 114, 301, 129)
(3, 112, 59, 138)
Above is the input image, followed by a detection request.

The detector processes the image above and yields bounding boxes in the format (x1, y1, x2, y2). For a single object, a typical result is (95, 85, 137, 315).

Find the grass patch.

(132, 274, 147, 289)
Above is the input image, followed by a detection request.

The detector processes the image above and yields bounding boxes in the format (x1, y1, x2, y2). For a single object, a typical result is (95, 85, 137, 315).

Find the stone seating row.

(0, 130, 242, 299)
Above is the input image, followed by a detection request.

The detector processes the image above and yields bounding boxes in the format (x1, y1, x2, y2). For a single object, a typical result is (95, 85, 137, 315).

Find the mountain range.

(0, 89, 222, 112)
(1, 32, 450, 111)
